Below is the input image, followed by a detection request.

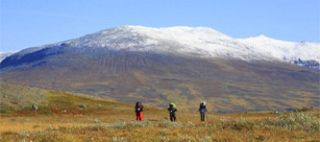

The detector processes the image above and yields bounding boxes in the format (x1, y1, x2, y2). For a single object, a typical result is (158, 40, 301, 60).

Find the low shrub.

(261, 112, 320, 132)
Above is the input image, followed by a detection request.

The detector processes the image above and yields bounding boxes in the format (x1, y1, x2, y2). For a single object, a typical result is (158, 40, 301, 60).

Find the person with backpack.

(135, 101, 144, 121)
(168, 102, 177, 122)
(199, 101, 207, 121)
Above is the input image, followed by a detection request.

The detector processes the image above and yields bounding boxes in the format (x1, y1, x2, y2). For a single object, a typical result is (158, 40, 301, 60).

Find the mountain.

(0, 26, 319, 112)
(2, 26, 319, 68)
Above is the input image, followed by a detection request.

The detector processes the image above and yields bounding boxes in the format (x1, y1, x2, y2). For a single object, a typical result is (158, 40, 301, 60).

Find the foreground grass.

(1, 110, 319, 142)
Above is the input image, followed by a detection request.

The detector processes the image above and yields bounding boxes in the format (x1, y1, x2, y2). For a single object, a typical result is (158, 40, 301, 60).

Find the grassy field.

(0, 83, 319, 142)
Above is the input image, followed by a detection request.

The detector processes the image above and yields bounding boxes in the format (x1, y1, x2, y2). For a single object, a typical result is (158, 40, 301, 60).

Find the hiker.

(135, 101, 144, 121)
(199, 101, 207, 121)
(168, 102, 177, 122)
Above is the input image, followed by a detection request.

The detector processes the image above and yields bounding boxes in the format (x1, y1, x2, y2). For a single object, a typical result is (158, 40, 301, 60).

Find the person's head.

(201, 101, 206, 105)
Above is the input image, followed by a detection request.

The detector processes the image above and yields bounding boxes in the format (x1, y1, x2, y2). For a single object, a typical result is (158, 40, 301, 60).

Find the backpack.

(199, 102, 206, 112)
(136, 102, 143, 112)
(170, 103, 176, 109)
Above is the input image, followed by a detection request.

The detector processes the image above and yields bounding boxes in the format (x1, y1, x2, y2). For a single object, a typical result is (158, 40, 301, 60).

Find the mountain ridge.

(0, 52, 12, 62)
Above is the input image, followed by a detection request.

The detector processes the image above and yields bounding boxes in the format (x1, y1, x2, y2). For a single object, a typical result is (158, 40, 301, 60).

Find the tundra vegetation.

(0, 83, 319, 142)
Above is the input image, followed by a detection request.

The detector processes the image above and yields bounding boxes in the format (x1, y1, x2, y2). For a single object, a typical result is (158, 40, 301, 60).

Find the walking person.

(199, 101, 207, 121)
(168, 102, 177, 122)
(135, 101, 144, 121)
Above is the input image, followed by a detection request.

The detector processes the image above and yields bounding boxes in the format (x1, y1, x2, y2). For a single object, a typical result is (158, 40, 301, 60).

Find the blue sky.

(0, 0, 319, 52)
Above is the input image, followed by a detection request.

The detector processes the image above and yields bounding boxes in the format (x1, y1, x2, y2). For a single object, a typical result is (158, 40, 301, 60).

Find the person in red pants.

(135, 101, 144, 121)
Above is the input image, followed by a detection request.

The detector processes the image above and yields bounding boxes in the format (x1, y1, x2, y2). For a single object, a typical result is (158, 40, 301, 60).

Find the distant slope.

(0, 48, 319, 112)
(0, 83, 131, 114)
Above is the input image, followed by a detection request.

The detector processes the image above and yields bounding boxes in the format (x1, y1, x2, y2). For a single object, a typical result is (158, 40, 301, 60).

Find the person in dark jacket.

(199, 101, 207, 121)
(168, 102, 177, 122)
(135, 102, 144, 121)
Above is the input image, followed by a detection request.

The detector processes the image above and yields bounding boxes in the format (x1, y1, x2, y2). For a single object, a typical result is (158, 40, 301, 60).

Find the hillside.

(0, 83, 133, 115)
(0, 26, 319, 112)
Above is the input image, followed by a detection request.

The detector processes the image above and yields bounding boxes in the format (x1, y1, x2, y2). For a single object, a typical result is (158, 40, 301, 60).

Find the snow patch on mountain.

(239, 35, 320, 69)
(239, 35, 320, 62)
(0, 52, 13, 62)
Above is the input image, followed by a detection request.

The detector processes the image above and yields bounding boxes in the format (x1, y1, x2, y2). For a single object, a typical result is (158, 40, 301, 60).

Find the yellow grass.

(1, 110, 319, 142)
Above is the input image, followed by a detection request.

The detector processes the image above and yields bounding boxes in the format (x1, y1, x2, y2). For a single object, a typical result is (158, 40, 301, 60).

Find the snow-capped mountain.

(62, 26, 320, 63)
(16, 25, 319, 69)
(1, 26, 319, 112)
